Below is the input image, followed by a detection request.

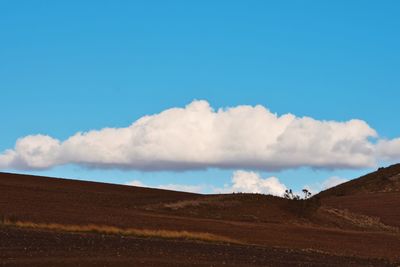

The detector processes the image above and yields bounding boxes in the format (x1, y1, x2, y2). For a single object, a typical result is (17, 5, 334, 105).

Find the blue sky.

(1, 1, 400, 194)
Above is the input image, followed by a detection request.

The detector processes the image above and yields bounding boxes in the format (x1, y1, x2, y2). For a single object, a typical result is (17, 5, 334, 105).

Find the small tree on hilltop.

(283, 189, 300, 200)
(302, 189, 312, 200)
(283, 189, 312, 200)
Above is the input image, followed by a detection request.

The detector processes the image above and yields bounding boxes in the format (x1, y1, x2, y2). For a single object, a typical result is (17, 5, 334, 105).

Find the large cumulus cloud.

(376, 138, 400, 161)
(0, 100, 389, 171)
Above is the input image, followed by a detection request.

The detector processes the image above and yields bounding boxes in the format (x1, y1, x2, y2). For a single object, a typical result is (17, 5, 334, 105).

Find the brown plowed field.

(322, 192, 400, 228)
(1, 171, 399, 266)
(1, 227, 396, 267)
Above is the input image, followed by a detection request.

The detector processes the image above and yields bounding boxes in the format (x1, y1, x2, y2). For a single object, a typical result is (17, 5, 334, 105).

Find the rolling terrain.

(1, 165, 400, 266)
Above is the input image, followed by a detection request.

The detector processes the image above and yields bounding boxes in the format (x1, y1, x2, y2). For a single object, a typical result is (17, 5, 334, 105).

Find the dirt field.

(1, 227, 395, 267)
(1, 168, 400, 266)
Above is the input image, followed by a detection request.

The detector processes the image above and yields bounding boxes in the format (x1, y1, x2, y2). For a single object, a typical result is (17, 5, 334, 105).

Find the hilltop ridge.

(318, 164, 400, 197)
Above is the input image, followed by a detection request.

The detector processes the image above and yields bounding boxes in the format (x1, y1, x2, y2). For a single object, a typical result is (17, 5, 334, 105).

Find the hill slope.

(319, 164, 400, 197)
(1, 170, 400, 266)
(0, 172, 199, 226)
(317, 164, 400, 227)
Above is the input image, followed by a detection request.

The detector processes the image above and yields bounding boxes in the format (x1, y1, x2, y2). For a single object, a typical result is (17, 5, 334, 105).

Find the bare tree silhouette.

(283, 189, 300, 200)
(302, 189, 312, 199)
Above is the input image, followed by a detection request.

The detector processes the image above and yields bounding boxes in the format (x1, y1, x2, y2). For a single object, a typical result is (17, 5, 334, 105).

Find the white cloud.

(3, 135, 62, 169)
(126, 180, 145, 187)
(126, 180, 206, 194)
(156, 184, 206, 193)
(127, 170, 287, 196)
(321, 176, 349, 190)
(376, 138, 400, 161)
(304, 176, 349, 194)
(214, 170, 287, 196)
(0, 100, 390, 171)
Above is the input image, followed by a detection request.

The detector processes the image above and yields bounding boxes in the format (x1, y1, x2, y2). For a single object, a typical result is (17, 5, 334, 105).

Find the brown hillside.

(318, 164, 400, 197)
(1, 170, 400, 266)
(317, 164, 400, 228)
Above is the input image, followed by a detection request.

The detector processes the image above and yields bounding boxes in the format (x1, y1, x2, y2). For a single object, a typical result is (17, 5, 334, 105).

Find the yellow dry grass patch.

(322, 208, 399, 233)
(1, 218, 242, 244)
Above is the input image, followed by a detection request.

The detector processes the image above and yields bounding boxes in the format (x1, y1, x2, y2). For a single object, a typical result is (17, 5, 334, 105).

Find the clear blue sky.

(1, 1, 399, 193)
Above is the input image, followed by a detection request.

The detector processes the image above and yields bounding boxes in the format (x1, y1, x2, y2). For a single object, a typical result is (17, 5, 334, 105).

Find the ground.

(1, 166, 400, 266)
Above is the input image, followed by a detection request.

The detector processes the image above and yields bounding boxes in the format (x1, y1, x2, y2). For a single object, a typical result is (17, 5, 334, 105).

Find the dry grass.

(163, 199, 206, 210)
(0, 218, 242, 244)
(323, 208, 399, 233)
(161, 196, 238, 210)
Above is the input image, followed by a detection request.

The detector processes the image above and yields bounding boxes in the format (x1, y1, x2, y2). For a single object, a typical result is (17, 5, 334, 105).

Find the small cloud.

(126, 180, 206, 194)
(321, 176, 349, 190)
(126, 170, 288, 196)
(214, 170, 287, 196)
(126, 180, 145, 187)
(154, 184, 206, 194)
(305, 176, 349, 194)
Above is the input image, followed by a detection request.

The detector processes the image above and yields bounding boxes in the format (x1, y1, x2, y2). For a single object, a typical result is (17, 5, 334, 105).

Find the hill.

(317, 164, 400, 228)
(1, 170, 400, 266)
(319, 164, 400, 197)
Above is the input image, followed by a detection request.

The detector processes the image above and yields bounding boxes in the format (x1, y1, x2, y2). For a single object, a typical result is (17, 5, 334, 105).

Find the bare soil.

(1, 227, 395, 267)
(1, 170, 400, 266)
